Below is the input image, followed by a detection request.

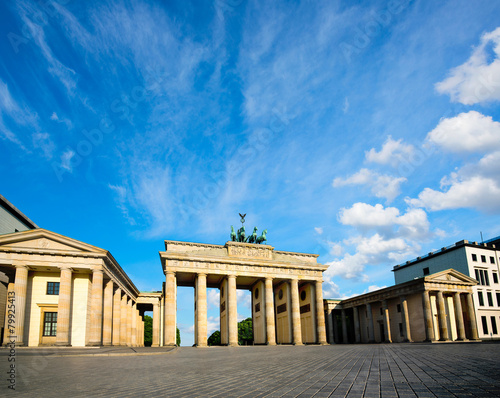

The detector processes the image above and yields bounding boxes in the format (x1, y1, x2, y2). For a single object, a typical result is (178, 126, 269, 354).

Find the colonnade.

(3, 263, 144, 347)
(163, 271, 328, 346)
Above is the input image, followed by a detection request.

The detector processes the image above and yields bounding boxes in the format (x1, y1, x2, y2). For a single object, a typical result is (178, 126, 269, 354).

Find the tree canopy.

(207, 318, 253, 346)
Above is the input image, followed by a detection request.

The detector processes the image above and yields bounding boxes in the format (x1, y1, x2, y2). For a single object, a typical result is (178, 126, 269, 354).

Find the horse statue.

(237, 226, 246, 242)
(230, 226, 237, 242)
(256, 229, 267, 244)
(247, 227, 258, 243)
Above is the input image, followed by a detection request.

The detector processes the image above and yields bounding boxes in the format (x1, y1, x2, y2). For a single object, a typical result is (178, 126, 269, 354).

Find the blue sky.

(1, 0, 500, 346)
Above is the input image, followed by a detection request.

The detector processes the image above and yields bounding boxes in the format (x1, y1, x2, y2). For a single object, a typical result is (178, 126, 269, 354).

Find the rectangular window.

(480, 271, 485, 286)
(496, 292, 500, 307)
(423, 267, 430, 276)
(491, 256, 496, 264)
(491, 317, 498, 335)
(397, 304, 401, 313)
(478, 291, 484, 306)
(488, 292, 494, 306)
(46, 282, 60, 295)
(494, 273, 499, 284)
(43, 312, 57, 336)
(485, 271, 490, 286)
(399, 323, 403, 337)
(481, 255, 487, 263)
(472, 254, 477, 262)
(475, 269, 480, 282)
(482, 316, 488, 335)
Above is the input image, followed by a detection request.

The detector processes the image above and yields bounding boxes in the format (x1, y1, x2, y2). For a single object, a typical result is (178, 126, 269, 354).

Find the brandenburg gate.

(159, 239, 329, 346)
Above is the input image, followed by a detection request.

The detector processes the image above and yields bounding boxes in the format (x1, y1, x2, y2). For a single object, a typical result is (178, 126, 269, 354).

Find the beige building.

(0, 229, 145, 347)
(159, 240, 330, 346)
(325, 269, 480, 344)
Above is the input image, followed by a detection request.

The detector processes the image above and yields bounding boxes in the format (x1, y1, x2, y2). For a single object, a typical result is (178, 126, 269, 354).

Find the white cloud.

(60, 149, 75, 171)
(436, 27, 500, 105)
(426, 111, 500, 154)
(365, 136, 416, 168)
(207, 289, 220, 310)
(207, 316, 220, 335)
(333, 168, 407, 202)
(314, 227, 323, 235)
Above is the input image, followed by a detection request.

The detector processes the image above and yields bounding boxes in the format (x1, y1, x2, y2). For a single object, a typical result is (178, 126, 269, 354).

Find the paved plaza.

(2, 343, 500, 397)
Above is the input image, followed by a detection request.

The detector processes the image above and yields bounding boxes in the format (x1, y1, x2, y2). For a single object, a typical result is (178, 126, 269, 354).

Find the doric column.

(112, 287, 122, 346)
(13, 264, 29, 345)
(436, 291, 449, 341)
(400, 296, 412, 342)
(453, 293, 466, 341)
(326, 308, 335, 344)
(164, 271, 177, 346)
(88, 268, 104, 346)
(196, 273, 208, 347)
(228, 274, 238, 346)
(55, 266, 72, 346)
(131, 302, 137, 346)
(382, 300, 392, 343)
(422, 290, 435, 341)
(120, 294, 128, 345)
(466, 293, 479, 340)
(341, 309, 348, 344)
(290, 279, 303, 345)
(264, 277, 276, 345)
(127, 299, 133, 346)
(3, 282, 15, 346)
(102, 280, 114, 346)
(366, 303, 375, 343)
(353, 306, 361, 343)
(315, 280, 328, 345)
(152, 302, 160, 347)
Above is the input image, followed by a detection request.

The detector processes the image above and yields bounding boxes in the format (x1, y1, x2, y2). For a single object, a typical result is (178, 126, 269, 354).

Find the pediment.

(0, 229, 105, 254)
(425, 268, 477, 284)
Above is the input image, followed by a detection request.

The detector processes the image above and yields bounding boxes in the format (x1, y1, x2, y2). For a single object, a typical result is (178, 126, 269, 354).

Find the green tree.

(238, 318, 253, 345)
(176, 327, 181, 346)
(207, 330, 221, 346)
(144, 315, 153, 346)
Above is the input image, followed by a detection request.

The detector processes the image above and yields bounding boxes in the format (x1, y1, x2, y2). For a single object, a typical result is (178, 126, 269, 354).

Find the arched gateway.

(159, 240, 329, 346)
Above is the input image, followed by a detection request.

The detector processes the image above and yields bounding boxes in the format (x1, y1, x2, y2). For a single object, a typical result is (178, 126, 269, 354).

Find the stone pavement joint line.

(2, 343, 500, 397)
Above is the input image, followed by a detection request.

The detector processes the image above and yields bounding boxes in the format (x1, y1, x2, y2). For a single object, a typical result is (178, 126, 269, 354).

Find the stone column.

(102, 280, 114, 346)
(112, 288, 121, 346)
(3, 282, 15, 346)
(228, 274, 238, 346)
(290, 279, 303, 345)
(13, 264, 28, 345)
(152, 302, 160, 347)
(453, 293, 466, 341)
(422, 290, 435, 342)
(164, 271, 177, 346)
(196, 273, 208, 347)
(120, 294, 128, 345)
(127, 299, 133, 346)
(55, 266, 72, 346)
(326, 308, 335, 344)
(400, 296, 412, 342)
(382, 300, 392, 343)
(353, 306, 361, 343)
(436, 291, 449, 341)
(131, 302, 137, 346)
(366, 303, 375, 343)
(265, 277, 276, 345)
(315, 280, 328, 345)
(466, 293, 479, 340)
(341, 309, 348, 344)
(88, 268, 104, 346)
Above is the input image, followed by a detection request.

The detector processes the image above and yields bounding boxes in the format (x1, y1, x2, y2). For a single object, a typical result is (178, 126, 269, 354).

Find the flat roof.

(0, 194, 38, 229)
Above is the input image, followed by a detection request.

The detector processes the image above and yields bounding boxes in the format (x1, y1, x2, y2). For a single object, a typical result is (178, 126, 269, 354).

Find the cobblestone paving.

(2, 343, 500, 397)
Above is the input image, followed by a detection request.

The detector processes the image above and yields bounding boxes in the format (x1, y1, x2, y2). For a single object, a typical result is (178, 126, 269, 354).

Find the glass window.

(475, 269, 480, 282)
(472, 254, 477, 262)
(496, 292, 500, 307)
(480, 271, 485, 286)
(43, 312, 57, 336)
(478, 292, 484, 306)
(423, 267, 430, 276)
(491, 256, 495, 264)
(488, 292, 494, 306)
(494, 273, 499, 284)
(492, 317, 498, 335)
(46, 282, 60, 295)
(481, 316, 488, 335)
(397, 304, 401, 313)
(481, 255, 487, 263)
(485, 271, 490, 286)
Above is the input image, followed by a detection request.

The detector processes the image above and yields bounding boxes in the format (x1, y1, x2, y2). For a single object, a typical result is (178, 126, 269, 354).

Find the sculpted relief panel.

(227, 245, 273, 260)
